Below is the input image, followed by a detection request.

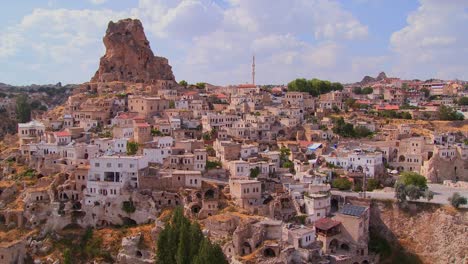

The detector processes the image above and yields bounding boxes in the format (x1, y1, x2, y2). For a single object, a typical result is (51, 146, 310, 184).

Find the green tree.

(332, 177, 352, 190)
(122, 200, 136, 213)
(169, 100, 176, 109)
(424, 189, 434, 201)
(438, 105, 464, 120)
(189, 222, 204, 259)
(344, 98, 357, 110)
(156, 207, 228, 264)
(354, 125, 372, 138)
(405, 185, 423, 200)
(394, 182, 407, 203)
(157, 226, 176, 264)
(448, 192, 467, 208)
(250, 167, 260, 178)
(196, 82, 206, 89)
(16, 94, 31, 123)
(126, 141, 139, 155)
(176, 223, 191, 264)
(457, 97, 468, 106)
(399, 172, 427, 190)
(206, 160, 222, 170)
(179, 80, 188, 87)
(367, 179, 380, 191)
(332, 117, 356, 138)
(362, 87, 373, 94)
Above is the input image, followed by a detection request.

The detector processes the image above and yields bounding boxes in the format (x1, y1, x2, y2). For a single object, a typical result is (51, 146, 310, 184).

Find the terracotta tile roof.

(54, 131, 71, 137)
(375, 105, 399, 111)
(135, 122, 150, 128)
(315, 217, 341, 230)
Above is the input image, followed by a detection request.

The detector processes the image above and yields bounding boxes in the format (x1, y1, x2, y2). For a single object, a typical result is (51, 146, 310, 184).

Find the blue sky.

(0, 0, 466, 85)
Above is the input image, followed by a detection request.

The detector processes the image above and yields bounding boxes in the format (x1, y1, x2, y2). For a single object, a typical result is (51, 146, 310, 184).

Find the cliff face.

(371, 202, 468, 264)
(91, 18, 175, 84)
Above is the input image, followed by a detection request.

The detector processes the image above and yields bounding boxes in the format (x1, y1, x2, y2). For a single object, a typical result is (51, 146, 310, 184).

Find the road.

(331, 183, 468, 207)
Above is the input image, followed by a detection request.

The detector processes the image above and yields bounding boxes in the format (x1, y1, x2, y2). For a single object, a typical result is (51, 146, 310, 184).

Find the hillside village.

(0, 18, 467, 264)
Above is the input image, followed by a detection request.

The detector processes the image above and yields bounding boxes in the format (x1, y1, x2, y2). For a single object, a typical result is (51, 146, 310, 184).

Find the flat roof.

(338, 204, 368, 217)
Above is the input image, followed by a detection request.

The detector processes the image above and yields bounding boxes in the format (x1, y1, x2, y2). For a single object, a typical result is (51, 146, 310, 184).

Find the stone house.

(229, 179, 262, 208)
(303, 193, 330, 223)
(128, 95, 170, 119)
(18, 120, 45, 146)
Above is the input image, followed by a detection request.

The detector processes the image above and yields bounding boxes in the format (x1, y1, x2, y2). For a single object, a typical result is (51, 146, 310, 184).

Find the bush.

(126, 141, 139, 155)
(249, 167, 260, 178)
(206, 160, 222, 170)
(448, 192, 467, 208)
(438, 105, 464, 120)
(332, 178, 352, 190)
(367, 179, 380, 191)
(122, 200, 136, 214)
(398, 172, 427, 190)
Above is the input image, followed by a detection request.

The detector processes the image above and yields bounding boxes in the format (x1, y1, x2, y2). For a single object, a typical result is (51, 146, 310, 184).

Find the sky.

(0, 0, 467, 86)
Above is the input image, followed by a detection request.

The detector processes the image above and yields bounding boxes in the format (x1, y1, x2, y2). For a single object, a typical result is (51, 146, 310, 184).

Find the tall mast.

(252, 55, 255, 85)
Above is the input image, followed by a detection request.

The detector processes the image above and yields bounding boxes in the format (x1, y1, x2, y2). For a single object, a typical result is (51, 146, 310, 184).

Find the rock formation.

(91, 18, 175, 84)
(360, 71, 387, 85)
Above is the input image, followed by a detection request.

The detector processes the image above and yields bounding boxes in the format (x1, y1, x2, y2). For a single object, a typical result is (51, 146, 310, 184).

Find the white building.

(18, 120, 46, 146)
(143, 148, 171, 164)
(324, 149, 384, 178)
(303, 193, 330, 223)
(85, 155, 148, 204)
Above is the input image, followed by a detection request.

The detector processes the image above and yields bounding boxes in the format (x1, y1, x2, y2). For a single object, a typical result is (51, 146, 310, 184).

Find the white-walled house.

(143, 148, 172, 164)
(304, 193, 330, 223)
(84, 155, 148, 204)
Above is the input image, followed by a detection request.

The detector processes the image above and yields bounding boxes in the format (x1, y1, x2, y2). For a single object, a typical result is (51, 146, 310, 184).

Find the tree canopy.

(353, 87, 373, 95)
(16, 94, 32, 123)
(438, 105, 464, 120)
(332, 117, 373, 138)
(448, 192, 467, 208)
(287, 78, 343, 97)
(179, 80, 188, 87)
(332, 177, 352, 191)
(126, 141, 139, 155)
(156, 207, 228, 264)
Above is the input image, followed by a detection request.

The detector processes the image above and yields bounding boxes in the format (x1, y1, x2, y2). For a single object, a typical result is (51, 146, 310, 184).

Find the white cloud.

(0, 0, 369, 85)
(0, 8, 132, 84)
(390, 0, 468, 80)
(167, 0, 368, 84)
(136, 0, 223, 39)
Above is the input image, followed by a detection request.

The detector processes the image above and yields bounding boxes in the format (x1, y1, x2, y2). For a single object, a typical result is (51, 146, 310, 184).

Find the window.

(118, 163, 123, 168)
(107, 163, 112, 168)
(95, 163, 100, 167)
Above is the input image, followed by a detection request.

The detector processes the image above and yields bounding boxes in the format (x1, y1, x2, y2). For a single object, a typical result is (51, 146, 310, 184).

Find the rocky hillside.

(370, 201, 467, 264)
(91, 18, 175, 83)
(0, 83, 76, 139)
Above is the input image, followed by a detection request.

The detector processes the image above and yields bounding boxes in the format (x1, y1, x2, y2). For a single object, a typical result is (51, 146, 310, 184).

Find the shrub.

(332, 178, 352, 191)
(126, 141, 139, 155)
(206, 160, 222, 170)
(122, 200, 136, 214)
(366, 179, 380, 191)
(249, 167, 260, 178)
(398, 172, 427, 190)
(448, 192, 467, 208)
